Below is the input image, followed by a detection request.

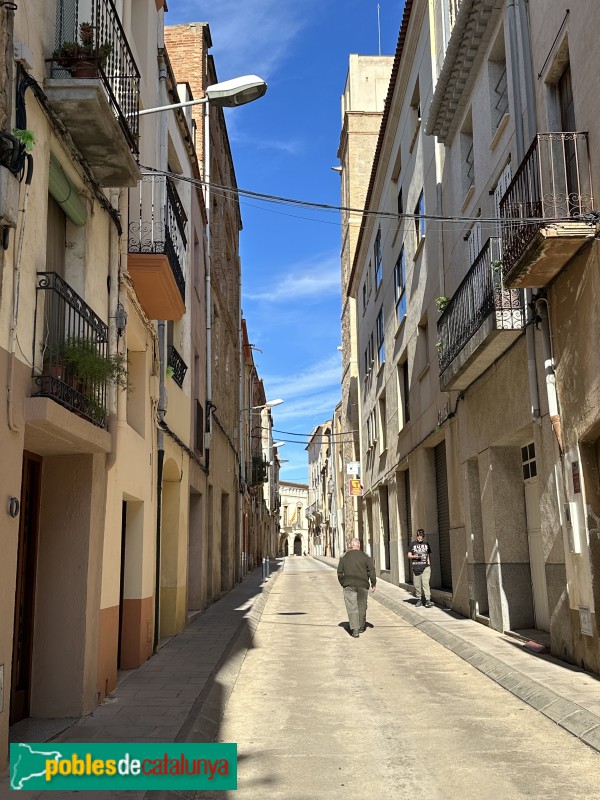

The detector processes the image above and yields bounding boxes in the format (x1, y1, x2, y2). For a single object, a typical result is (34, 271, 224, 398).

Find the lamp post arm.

(139, 96, 209, 116)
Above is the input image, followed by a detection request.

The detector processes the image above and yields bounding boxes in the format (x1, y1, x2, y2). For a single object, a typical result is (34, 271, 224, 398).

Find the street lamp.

(138, 75, 268, 116)
(252, 399, 283, 410)
(272, 441, 286, 448)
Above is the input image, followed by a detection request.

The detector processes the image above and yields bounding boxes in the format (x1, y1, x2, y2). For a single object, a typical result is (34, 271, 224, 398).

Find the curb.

(315, 556, 600, 753)
(142, 564, 283, 799)
(177, 564, 282, 744)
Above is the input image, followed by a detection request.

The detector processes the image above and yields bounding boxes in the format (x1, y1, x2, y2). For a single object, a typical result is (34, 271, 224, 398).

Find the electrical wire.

(140, 164, 598, 228)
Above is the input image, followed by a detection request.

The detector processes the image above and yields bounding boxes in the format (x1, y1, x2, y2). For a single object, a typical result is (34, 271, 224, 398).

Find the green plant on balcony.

(251, 455, 269, 486)
(435, 295, 449, 313)
(61, 337, 128, 390)
(52, 21, 112, 77)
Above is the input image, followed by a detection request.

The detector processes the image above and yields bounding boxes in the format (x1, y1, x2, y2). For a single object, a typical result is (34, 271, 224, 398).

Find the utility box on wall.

(0, 167, 19, 228)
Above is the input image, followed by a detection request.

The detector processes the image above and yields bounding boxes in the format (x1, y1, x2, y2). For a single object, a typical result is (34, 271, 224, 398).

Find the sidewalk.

(4, 554, 600, 795)
(3, 562, 283, 797)
(316, 554, 600, 753)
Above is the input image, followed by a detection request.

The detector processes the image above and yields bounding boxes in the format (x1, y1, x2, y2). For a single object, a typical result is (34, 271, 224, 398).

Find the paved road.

(207, 557, 600, 800)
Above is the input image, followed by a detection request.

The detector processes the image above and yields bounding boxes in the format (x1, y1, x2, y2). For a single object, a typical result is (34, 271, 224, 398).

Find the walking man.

(408, 528, 433, 607)
(337, 538, 376, 638)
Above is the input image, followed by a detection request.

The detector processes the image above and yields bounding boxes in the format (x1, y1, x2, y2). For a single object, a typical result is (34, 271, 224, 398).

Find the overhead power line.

(140, 164, 598, 228)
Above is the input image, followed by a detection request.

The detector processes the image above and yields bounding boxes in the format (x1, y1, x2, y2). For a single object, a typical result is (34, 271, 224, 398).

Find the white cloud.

(264, 354, 341, 402)
(227, 129, 303, 156)
(245, 255, 340, 302)
(171, 0, 314, 80)
(273, 391, 340, 423)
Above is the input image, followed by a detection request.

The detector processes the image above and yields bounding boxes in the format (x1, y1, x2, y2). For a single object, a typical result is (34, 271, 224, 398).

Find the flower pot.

(70, 59, 99, 78)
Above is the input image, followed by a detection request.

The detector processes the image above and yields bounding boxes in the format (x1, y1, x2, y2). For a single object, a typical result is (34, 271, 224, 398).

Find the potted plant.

(52, 21, 112, 78)
(62, 337, 128, 390)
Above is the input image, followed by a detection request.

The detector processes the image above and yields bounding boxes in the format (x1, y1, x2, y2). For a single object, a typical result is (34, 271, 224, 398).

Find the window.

(378, 394, 387, 452)
(521, 442, 537, 481)
(460, 112, 474, 195)
(493, 161, 512, 238)
(414, 191, 425, 244)
(467, 221, 482, 265)
(283, 505, 289, 526)
(374, 228, 382, 289)
(488, 32, 508, 132)
(491, 61, 508, 129)
(417, 320, 429, 373)
(367, 261, 372, 297)
(394, 247, 407, 323)
(367, 410, 378, 449)
(397, 186, 403, 216)
(362, 281, 367, 312)
(398, 360, 410, 425)
(364, 333, 375, 377)
(559, 64, 578, 214)
(409, 80, 421, 153)
(376, 307, 385, 367)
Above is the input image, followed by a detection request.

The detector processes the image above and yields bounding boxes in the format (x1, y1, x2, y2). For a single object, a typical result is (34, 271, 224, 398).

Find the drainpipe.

(106, 189, 124, 470)
(508, 0, 540, 424)
(517, 0, 537, 146)
(507, 0, 524, 163)
(203, 99, 212, 473)
(7, 154, 33, 432)
(153, 50, 169, 652)
(525, 289, 541, 423)
(534, 296, 562, 450)
(238, 287, 244, 582)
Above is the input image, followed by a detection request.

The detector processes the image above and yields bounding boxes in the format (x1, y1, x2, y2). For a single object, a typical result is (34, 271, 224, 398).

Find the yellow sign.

(349, 479, 363, 496)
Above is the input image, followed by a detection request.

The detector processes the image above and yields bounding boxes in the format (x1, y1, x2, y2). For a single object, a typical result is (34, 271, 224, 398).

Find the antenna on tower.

(377, 3, 382, 55)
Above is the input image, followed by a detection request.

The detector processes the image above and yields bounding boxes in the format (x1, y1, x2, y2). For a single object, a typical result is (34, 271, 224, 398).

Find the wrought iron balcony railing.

(167, 345, 188, 388)
(437, 238, 524, 375)
(50, 0, 140, 153)
(499, 132, 593, 277)
(32, 272, 110, 427)
(128, 172, 187, 302)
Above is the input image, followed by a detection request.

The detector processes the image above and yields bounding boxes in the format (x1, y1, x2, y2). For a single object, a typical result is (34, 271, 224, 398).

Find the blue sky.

(167, 1, 404, 482)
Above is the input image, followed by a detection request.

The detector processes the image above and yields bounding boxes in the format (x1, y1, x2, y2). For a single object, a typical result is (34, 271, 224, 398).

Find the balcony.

(437, 238, 525, 391)
(500, 132, 595, 287)
(128, 173, 187, 320)
(26, 273, 113, 451)
(167, 345, 188, 388)
(45, 0, 140, 187)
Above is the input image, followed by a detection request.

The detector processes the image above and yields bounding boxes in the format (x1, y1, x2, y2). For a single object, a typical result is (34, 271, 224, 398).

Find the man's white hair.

(350, 537, 361, 547)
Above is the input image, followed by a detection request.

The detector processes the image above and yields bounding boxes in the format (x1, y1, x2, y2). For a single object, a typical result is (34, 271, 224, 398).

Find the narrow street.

(207, 557, 600, 800)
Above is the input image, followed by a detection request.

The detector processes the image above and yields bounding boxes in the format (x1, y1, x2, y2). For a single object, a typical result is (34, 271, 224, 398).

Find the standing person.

(337, 538, 376, 638)
(408, 528, 433, 607)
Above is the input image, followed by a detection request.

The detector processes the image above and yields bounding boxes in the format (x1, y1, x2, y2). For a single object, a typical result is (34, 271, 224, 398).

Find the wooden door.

(11, 453, 42, 724)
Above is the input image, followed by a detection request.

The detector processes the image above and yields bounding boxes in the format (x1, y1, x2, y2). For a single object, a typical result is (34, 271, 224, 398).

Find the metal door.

(435, 441, 452, 590)
(522, 443, 550, 631)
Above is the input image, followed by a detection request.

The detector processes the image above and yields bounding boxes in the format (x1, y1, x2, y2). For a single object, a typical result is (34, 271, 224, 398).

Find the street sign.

(346, 461, 361, 476)
(348, 479, 363, 496)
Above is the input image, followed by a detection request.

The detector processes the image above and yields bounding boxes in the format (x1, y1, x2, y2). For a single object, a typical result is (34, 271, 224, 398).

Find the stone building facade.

(279, 481, 309, 557)
(337, 54, 393, 551)
(166, 23, 243, 598)
(342, 0, 600, 673)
